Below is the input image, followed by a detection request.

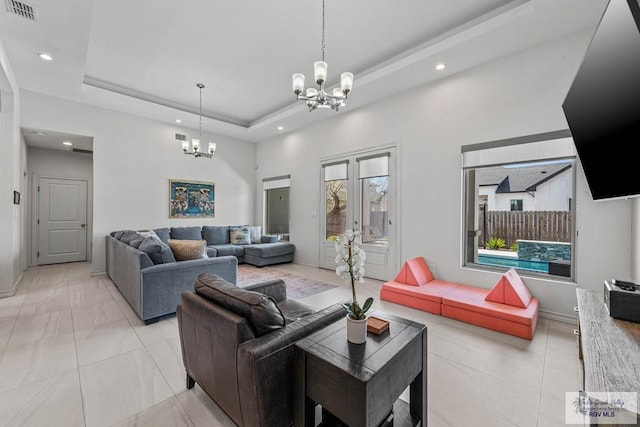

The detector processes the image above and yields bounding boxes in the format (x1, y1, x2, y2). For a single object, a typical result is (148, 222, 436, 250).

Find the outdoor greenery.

(485, 236, 506, 250)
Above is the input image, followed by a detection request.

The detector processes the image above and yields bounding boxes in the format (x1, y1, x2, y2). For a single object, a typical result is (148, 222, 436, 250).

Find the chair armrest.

(236, 302, 346, 427)
(242, 279, 286, 302)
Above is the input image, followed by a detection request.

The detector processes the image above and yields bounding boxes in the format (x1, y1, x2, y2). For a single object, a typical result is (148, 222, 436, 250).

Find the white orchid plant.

(335, 229, 373, 320)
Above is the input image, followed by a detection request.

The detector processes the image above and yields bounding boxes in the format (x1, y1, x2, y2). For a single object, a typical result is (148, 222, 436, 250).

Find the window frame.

(461, 130, 577, 282)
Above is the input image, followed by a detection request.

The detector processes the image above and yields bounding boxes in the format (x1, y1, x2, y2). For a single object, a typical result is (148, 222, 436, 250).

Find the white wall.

(256, 30, 632, 320)
(27, 146, 94, 265)
(20, 91, 257, 274)
(0, 41, 25, 297)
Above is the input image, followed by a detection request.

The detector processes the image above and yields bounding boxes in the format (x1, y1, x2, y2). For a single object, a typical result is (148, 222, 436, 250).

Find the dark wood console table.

(294, 311, 427, 427)
(576, 288, 640, 426)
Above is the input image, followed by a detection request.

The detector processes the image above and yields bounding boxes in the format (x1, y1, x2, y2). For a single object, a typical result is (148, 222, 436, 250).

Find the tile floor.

(0, 262, 581, 426)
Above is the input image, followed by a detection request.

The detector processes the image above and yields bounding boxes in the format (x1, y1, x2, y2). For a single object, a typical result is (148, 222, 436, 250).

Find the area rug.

(237, 264, 339, 300)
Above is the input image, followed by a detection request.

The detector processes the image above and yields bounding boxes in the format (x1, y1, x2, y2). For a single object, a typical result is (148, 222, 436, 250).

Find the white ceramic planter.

(346, 315, 368, 344)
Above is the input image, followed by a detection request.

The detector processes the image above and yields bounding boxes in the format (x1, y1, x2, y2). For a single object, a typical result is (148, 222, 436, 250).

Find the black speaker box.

(604, 280, 640, 323)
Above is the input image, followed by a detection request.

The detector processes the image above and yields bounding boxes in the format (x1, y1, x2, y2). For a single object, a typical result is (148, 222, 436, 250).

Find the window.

(263, 176, 290, 238)
(510, 199, 523, 211)
(357, 153, 389, 246)
(323, 161, 348, 241)
(461, 130, 577, 280)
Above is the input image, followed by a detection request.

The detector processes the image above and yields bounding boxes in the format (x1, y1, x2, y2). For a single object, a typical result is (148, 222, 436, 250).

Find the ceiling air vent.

(72, 148, 93, 155)
(5, 0, 37, 21)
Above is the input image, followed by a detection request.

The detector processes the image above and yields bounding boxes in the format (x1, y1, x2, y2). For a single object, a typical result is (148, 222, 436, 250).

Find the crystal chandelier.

(292, 0, 353, 112)
(178, 83, 216, 159)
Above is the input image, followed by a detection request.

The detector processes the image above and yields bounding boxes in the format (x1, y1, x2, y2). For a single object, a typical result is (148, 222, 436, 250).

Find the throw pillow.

(229, 227, 251, 245)
(485, 267, 533, 308)
(244, 225, 262, 244)
(137, 230, 159, 240)
(139, 235, 165, 264)
(261, 234, 278, 243)
(168, 239, 208, 261)
(128, 234, 145, 249)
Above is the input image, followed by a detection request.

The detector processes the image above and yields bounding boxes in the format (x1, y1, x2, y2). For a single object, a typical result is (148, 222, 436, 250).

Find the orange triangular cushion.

(485, 268, 532, 308)
(394, 257, 434, 286)
(484, 268, 531, 308)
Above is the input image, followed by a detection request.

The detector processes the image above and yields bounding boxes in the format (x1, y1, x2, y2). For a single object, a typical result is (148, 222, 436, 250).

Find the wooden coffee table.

(294, 311, 427, 427)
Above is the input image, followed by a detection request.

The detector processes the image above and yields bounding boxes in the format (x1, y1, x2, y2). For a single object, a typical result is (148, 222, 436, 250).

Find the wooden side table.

(294, 311, 427, 427)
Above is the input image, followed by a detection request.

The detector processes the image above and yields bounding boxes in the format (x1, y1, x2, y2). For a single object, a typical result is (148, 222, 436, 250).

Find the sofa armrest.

(138, 255, 238, 320)
(242, 279, 287, 302)
(235, 302, 346, 427)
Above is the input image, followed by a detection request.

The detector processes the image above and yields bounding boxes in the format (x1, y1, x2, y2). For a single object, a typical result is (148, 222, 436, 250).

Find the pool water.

(477, 254, 548, 273)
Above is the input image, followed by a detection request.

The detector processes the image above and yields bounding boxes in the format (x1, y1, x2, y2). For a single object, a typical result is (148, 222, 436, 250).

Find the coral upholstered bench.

(380, 257, 539, 340)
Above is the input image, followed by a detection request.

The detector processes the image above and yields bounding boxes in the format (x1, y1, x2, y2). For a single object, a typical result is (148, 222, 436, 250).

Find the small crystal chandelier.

(178, 83, 216, 159)
(292, 0, 353, 112)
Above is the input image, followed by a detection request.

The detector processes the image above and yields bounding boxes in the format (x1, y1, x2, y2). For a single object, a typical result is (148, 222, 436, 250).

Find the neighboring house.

(477, 163, 573, 211)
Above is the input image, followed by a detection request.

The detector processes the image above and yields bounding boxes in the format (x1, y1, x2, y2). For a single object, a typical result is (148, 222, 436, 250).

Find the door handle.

(81, 224, 86, 228)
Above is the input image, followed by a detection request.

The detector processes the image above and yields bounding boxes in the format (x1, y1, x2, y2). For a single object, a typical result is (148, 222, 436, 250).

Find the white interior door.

(37, 177, 88, 265)
(319, 148, 396, 281)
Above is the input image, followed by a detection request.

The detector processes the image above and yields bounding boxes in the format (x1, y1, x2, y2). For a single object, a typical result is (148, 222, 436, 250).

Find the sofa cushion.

(230, 227, 251, 245)
(168, 239, 208, 261)
(139, 235, 168, 265)
(442, 285, 538, 326)
(393, 257, 434, 286)
(170, 226, 203, 240)
(485, 268, 533, 308)
(119, 232, 140, 245)
(128, 234, 145, 248)
(202, 226, 229, 245)
(211, 244, 245, 257)
(194, 273, 285, 337)
(243, 243, 295, 258)
(244, 225, 262, 244)
(154, 228, 171, 244)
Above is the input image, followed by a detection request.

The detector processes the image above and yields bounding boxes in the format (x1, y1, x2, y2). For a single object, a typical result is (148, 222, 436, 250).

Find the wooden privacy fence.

(479, 211, 572, 248)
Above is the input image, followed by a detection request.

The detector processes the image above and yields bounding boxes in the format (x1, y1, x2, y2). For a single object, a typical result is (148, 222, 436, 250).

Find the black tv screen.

(562, 0, 640, 201)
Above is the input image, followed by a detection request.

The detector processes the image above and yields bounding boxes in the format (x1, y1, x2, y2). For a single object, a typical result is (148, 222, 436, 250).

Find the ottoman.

(243, 242, 295, 267)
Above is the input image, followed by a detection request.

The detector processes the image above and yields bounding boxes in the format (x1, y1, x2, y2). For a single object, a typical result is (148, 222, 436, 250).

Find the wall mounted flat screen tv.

(562, 0, 640, 201)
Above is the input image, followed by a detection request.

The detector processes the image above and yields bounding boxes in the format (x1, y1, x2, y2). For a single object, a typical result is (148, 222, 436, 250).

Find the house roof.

(477, 163, 572, 193)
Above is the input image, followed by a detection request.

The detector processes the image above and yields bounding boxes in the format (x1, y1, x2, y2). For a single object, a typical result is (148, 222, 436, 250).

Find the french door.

(319, 147, 397, 281)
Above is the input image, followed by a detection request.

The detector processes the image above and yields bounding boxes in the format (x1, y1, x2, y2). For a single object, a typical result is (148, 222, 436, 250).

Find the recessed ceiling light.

(36, 132, 46, 136)
(62, 141, 73, 146)
(38, 52, 53, 61)
(175, 119, 182, 123)
(277, 126, 284, 131)
(435, 63, 446, 71)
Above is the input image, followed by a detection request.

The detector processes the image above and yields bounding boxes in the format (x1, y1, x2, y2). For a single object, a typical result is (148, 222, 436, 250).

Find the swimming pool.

(477, 254, 548, 273)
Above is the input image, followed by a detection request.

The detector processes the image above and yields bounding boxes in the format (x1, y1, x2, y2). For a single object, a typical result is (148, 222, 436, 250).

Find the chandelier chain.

(321, 0, 325, 62)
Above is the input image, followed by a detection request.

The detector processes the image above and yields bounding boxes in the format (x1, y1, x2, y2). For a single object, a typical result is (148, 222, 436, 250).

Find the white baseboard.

(0, 272, 24, 298)
(90, 270, 106, 277)
(539, 309, 577, 324)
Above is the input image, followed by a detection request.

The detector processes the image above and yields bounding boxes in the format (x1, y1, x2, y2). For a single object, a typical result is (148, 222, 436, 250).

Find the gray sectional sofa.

(105, 225, 295, 324)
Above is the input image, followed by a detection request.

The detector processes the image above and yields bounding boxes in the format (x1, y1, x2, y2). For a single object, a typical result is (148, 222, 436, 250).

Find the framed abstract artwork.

(169, 179, 215, 218)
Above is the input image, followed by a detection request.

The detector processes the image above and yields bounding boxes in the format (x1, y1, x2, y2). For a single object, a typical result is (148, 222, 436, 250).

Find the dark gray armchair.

(177, 273, 345, 427)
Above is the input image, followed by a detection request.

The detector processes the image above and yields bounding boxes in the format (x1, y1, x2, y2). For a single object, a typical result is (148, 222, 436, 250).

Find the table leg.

(409, 329, 427, 426)
(294, 351, 316, 426)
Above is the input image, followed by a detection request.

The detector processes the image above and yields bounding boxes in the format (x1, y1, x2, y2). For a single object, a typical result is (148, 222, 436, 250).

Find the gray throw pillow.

(194, 273, 285, 337)
(139, 235, 176, 264)
(243, 225, 262, 244)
